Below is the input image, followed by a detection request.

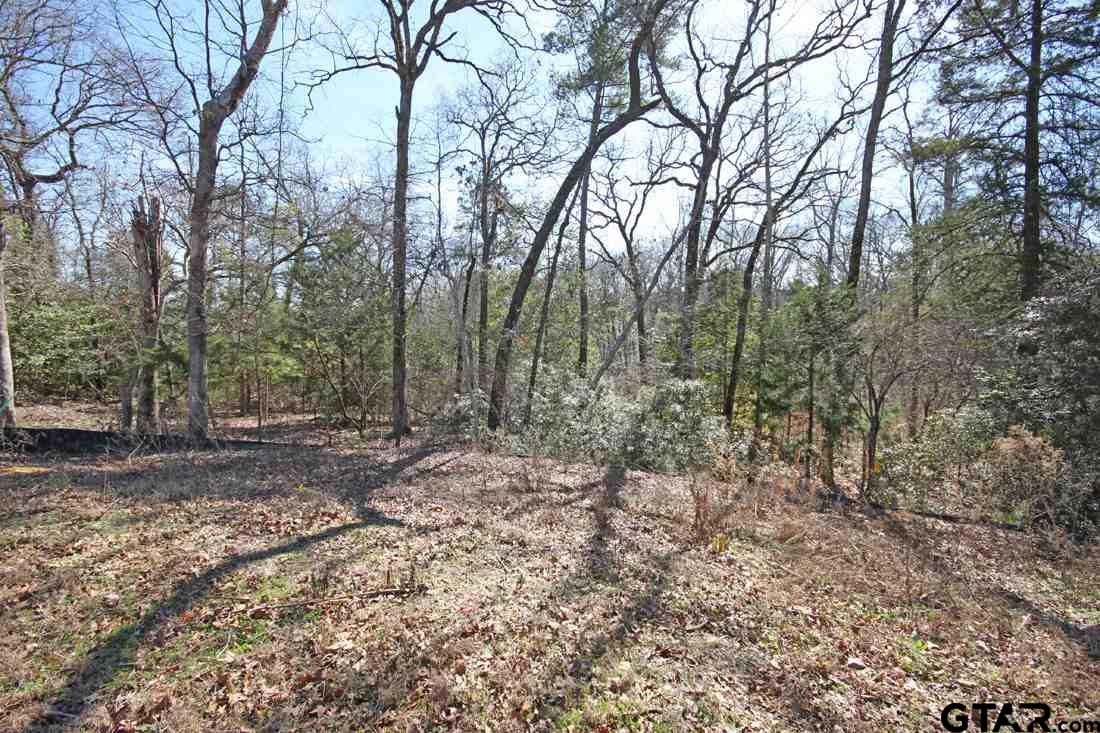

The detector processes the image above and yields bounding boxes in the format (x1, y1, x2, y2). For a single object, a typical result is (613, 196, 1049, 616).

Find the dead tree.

(131, 195, 165, 434)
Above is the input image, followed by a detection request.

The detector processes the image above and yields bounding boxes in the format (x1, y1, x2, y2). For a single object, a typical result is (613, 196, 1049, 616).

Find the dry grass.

(0, 436, 1097, 732)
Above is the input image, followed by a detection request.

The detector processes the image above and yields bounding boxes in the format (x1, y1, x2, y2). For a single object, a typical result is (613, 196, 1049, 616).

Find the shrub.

(520, 368, 723, 472)
(879, 410, 1096, 536)
(433, 389, 491, 442)
(878, 407, 996, 509)
(984, 427, 1095, 535)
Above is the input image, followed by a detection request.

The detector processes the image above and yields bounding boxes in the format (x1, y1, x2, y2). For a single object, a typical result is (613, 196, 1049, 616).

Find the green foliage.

(987, 262, 1100, 457)
(10, 288, 124, 400)
(520, 368, 723, 472)
(878, 407, 996, 510)
(879, 407, 1096, 535)
(288, 227, 391, 427)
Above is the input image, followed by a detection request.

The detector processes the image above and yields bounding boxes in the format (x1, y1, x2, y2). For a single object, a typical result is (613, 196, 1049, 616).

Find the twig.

(228, 585, 426, 616)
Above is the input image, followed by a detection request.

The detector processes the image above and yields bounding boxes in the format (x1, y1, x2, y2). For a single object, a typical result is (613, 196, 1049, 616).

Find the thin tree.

(450, 60, 553, 393)
(315, 0, 520, 441)
(486, 0, 671, 430)
(184, 0, 288, 440)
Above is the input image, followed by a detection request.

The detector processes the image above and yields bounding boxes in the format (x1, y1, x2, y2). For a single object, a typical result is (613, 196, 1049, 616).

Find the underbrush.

(437, 371, 724, 473)
(878, 408, 1098, 538)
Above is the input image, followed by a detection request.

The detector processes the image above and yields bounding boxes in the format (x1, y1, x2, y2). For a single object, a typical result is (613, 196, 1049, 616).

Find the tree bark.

(119, 368, 136, 433)
(906, 158, 922, 439)
(673, 149, 717, 380)
(0, 223, 15, 427)
(132, 196, 164, 434)
(187, 112, 217, 440)
(1020, 0, 1042, 301)
(634, 282, 648, 370)
(865, 409, 880, 494)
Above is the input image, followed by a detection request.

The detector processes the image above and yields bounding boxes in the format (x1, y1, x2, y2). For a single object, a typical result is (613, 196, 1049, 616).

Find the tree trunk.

(805, 349, 815, 479)
(722, 225, 767, 427)
(487, 101, 658, 429)
(455, 254, 476, 396)
(486, 12, 665, 429)
(525, 186, 577, 425)
(1020, 0, 1042, 301)
(906, 161, 922, 439)
(577, 84, 604, 377)
(187, 109, 219, 441)
(390, 78, 413, 439)
(673, 150, 717, 380)
(752, 15, 776, 447)
(476, 174, 500, 393)
(119, 368, 136, 433)
(184, 0, 286, 441)
(845, 0, 902, 290)
(824, 0, 902, 487)
(132, 196, 163, 434)
(865, 410, 880, 495)
(0, 224, 15, 428)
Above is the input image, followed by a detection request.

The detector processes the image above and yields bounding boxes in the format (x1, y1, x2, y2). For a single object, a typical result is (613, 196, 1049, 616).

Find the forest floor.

(2, 415, 1099, 732)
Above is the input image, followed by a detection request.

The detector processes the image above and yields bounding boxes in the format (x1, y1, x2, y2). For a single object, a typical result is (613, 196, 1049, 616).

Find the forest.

(1, 0, 1099, 730)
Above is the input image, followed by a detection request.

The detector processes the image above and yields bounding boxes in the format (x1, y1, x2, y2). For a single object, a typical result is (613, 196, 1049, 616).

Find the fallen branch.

(868, 503, 1025, 533)
(228, 585, 427, 617)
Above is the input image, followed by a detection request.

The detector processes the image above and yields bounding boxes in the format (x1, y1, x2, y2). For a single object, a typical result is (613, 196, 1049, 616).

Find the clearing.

(2, 436, 1098, 732)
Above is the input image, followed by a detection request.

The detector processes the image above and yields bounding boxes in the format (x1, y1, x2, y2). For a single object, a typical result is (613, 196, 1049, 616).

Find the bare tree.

(0, 0, 137, 427)
(315, 0, 521, 441)
(449, 59, 554, 393)
(589, 136, 679, 380)
(650, 0, 871, 379)
(486, 0, 672, 430)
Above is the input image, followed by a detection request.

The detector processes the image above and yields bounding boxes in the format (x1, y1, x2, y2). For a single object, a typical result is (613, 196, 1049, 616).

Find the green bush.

(879, 409, 1096, 536)
(520, 369, 723, 472)
(878, 407, 996, 509)
(11, 291, 124, 400)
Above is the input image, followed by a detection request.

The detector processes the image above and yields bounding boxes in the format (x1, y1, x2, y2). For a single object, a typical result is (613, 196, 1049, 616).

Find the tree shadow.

(14, 443, 457, 731)
(879, 516, 1099, 658)
(585, 464, 625, 581)
(21, 514, 403, 732)
(59, 440, 446, 521)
